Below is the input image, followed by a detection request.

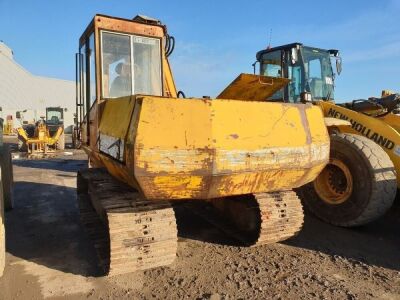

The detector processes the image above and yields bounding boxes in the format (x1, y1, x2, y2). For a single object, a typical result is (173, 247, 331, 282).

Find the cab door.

(78, 33, 97, 148)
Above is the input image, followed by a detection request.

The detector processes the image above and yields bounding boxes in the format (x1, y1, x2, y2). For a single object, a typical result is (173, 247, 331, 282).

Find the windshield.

(47, 110, 63, 125)
(300, 47, 334, 101)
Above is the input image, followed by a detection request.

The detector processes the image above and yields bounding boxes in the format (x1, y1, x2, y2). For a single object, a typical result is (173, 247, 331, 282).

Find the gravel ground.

(0, 135, 399, 300)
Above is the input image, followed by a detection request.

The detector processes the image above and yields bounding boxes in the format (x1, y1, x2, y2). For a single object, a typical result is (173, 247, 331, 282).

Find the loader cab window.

(46, 110, 63, 125)
(260, 50, 284, 101)
(101, 31, 162, 98)
(301, 47, 334, 101)
(287, 64, 303, 102)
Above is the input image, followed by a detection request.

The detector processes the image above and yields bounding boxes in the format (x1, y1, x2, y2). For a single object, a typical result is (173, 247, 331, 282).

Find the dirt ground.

(1, 135, 400, 300)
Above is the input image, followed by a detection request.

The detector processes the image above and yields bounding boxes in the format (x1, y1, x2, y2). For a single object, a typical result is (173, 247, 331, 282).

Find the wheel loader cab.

(256, 43, 340, 103)
(46, 107, 63, 127)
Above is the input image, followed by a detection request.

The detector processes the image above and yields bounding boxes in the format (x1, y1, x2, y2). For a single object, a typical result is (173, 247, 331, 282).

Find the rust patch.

(229, 134, 239, 139)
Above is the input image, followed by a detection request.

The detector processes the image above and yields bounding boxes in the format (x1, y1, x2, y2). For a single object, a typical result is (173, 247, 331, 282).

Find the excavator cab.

(75, 14, 177, 148)
(255, 43, 341, 103)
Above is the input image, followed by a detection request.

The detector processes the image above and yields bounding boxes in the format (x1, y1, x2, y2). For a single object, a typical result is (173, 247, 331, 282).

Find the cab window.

(101, 31, 162, 98)
(101, 32, 132, 98)
(260, 50, 283, 100)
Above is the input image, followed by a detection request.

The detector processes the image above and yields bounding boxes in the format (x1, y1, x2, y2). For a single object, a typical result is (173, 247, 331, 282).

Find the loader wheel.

(0, 145, 13, 210)
(57, 133, 65, 150)
(298, 133, 397, 227)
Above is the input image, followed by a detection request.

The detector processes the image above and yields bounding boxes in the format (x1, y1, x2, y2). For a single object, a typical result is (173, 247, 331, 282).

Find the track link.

(77, 168, 178, 276)
(254, 192, 304, 245)
(204, 191, 304, 246)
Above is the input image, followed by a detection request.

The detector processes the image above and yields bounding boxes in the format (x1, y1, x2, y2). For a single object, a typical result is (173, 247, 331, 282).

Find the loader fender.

(324, 117, 351, 127)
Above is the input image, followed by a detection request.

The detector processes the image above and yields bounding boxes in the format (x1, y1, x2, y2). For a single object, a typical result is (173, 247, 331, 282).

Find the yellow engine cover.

(89, 96, 329, 200)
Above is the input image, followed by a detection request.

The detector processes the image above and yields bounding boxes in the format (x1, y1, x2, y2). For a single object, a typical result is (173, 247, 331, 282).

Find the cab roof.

(256, 43, 339, 60)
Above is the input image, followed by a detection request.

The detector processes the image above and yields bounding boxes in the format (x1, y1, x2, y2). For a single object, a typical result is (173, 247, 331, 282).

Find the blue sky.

(0, 0, 399, 101)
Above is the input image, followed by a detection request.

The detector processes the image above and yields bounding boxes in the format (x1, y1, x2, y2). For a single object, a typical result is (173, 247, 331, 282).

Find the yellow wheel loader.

(252, 43, 398, 226)
(75, 15, 331, 276)
(17, 107, 65, 156)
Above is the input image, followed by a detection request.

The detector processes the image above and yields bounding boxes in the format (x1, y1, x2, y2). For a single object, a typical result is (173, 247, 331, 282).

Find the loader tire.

(0, 145, 13, 210)
(298, 133, 397, 227)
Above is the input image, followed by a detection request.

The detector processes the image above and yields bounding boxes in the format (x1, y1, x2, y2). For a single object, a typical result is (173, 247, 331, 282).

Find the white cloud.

(345, 40, 400, 63)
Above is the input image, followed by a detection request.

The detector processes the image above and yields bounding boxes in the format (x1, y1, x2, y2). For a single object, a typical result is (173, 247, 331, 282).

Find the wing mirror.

(336, 56, 342, 75)
(252, 61, 259, 75)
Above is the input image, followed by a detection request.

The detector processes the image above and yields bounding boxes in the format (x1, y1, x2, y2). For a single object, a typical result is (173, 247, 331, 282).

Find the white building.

(0, 41, 75, 132)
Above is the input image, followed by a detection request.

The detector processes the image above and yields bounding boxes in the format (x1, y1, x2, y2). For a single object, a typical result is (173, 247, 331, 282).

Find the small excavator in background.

(252, 43, 398, 226)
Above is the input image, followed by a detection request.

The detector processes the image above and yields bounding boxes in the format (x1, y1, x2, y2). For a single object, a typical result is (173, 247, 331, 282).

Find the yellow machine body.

(86, 94, 329, 200)
(318, 100, 400, 187)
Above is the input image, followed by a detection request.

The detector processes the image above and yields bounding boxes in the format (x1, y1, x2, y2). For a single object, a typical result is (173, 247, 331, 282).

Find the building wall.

(0, 41, 75, 133)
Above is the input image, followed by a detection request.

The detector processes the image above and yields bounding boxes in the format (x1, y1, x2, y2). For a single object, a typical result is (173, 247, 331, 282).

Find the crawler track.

(190, 191, 304, 246)
(77, 168, 178, 276)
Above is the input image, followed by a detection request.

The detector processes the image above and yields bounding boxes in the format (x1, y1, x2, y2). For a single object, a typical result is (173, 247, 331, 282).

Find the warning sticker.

(325, 77, 333, 85)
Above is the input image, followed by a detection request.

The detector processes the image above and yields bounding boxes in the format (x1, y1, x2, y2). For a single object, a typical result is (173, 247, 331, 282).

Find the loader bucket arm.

(318, 100, 400, 188)
(16, 128, 29, 143)
(47, 127, 64, 146)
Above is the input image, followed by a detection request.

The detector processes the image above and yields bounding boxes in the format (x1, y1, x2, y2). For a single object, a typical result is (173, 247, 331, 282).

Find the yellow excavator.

(75, 15, 333, 276)
(253, 43, 398, 226)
